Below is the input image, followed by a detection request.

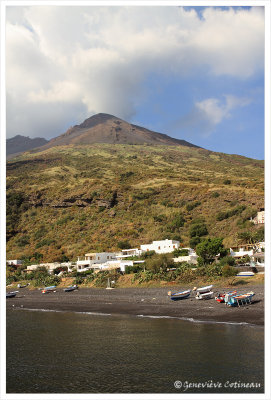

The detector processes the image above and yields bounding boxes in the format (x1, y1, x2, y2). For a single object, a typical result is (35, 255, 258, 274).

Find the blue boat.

(226, 292, 255, 307)
(168, 289, 191, 301)
(41, 285, 56, 294)
(64, 285, 78, 292)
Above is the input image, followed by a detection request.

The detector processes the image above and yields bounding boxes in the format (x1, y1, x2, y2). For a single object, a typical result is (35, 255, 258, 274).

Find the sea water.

(6, 309, 264, 393)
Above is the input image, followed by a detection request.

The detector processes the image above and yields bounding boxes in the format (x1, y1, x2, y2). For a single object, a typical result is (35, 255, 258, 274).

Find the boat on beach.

(17, 283, 29, 288)
(215, 290, 237, 303)
(195, 291, 214, 300)
(168, 289, 191, 301)
(226, 291, 255, 307)
(63, 285, 78, 292)
(236, 271, 255, 277)
(6, 291, 17, 298)
(194, 285, 213, 294)
(41, 285, 56, 294)
(193, 285, 214, 300)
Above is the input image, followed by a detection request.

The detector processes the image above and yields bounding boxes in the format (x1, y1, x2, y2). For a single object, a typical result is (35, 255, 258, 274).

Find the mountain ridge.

(32, 113, 201, 151)
(6, 135, 48, 157)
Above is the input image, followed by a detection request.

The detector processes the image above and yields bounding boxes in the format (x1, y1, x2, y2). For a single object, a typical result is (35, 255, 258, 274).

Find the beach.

(6, 284, 264, 325)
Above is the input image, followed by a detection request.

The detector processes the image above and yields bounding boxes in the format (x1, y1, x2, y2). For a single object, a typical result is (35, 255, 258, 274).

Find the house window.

(107, 256, 109, 259)
(98, 257, 100, 260)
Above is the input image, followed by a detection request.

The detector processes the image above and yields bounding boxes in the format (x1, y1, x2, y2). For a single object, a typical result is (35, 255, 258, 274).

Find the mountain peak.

(77, 113, 118, 130)
(25, 113, 201, 151)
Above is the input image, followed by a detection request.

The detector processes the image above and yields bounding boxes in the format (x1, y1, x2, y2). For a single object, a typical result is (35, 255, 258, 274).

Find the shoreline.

(6, 285, 264, 326)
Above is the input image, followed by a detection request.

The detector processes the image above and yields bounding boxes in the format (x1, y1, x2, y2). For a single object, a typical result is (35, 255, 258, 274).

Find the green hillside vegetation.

(6, 143, 264, 264)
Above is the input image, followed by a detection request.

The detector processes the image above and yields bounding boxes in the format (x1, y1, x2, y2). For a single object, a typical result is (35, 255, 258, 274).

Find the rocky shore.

(6, 284, 264, 325)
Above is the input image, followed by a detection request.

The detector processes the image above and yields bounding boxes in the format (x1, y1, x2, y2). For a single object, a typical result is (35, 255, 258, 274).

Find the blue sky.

(6, 5, 265, 159)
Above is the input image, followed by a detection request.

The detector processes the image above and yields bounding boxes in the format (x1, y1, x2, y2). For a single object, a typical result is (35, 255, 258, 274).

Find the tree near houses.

(196, 237, 226, 265)
(145, 253, 174, 273)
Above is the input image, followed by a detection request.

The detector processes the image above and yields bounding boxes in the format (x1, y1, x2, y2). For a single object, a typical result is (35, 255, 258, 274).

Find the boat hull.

(170, 293, 191, 301)
(6, 292, 17, 298)
(170, 290, 191, 301)
(196, 291, 213, 300)
(196, 285, 213, 294)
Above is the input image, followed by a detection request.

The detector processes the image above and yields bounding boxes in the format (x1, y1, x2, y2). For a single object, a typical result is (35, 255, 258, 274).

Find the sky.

(5, 5, 265, 159)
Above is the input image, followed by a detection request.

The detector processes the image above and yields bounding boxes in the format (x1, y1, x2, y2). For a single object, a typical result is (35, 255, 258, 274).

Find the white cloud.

(172, 95, 252, 137)
(5, 6, 264, 139)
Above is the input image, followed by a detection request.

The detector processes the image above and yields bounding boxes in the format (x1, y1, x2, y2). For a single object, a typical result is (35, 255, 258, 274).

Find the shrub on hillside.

(167, 213, 185, 232)
(221, 265, 236, 277)
(186, 201, 201, 212)
(189, 236, 201, 248)
(145, 253, 174, 273)
(189, 221, 208, 238)
(117, 240, 131, 249)
(219, 255, 235, 267)
(173, 248, 189, 257)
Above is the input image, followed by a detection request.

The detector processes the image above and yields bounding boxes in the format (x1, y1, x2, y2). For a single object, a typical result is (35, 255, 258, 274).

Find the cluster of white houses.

(7, 238, 265, 275)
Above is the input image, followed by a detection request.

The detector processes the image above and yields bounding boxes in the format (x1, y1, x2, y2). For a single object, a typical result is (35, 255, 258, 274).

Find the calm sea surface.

(6, 309, 264, 393)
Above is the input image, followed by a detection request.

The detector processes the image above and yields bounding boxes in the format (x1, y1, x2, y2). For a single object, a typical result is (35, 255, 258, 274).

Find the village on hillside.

(7, 210, 265, 278)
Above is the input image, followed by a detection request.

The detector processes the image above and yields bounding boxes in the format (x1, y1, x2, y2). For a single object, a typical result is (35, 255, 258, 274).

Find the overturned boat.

(63, 285, 78, 292)
(6, 291, 17, 298)
(196, 291, 214, 300)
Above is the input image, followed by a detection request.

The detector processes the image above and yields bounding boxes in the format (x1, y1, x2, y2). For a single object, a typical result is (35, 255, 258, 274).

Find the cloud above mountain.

(6, 6, 264, 139)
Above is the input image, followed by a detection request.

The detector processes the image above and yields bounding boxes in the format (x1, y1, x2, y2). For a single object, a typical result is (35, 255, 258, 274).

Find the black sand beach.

(6, 285, 264, 325)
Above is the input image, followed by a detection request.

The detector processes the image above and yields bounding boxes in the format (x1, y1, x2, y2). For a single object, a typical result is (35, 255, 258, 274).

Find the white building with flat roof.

(76, 252, 117, 271)
(251, 210, 265, 225)
(140, 239, 180, 254)
(7, 260, 22, 266)
(116, 248, 142, 259)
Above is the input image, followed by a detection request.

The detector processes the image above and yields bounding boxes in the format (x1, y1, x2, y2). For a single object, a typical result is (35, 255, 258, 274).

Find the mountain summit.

(41, 113, 200, 149)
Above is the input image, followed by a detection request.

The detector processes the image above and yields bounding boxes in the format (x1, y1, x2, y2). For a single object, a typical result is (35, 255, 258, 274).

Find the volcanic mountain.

(39, 113, 200, 150)
(6, 135, 48, 157)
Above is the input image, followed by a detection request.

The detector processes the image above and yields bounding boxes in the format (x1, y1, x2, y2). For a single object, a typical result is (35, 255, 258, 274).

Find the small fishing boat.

(226, 292, 255, 307)
(215, 290, 237, 303)
(6, 291, 18, 298)
(17, 283, 29, 288)
(196, 291, 214, 300)
(236, 271, 255, 277)
(41, 285, 56, 294)
(168, 290, 191, 301)
(63, 285, 78, 292)
(194, 285, 213, 294)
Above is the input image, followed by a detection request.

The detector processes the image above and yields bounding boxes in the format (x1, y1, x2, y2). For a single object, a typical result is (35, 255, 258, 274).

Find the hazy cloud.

(5, 6, 264, 138)
(171, 95, 252, 137)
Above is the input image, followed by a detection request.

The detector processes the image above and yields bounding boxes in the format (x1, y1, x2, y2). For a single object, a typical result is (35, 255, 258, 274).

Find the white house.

(76, 252, 117, 271)
(251, 210, 265, 225)
(230, 247, 254, 259)
(116, 248, 142, 259)
(40, 262, 61, 274)
(173, 248, 198, 265)
(140, 239, 180, 254)
(7, 259, 22, 266)
(252, 252, 265, 267)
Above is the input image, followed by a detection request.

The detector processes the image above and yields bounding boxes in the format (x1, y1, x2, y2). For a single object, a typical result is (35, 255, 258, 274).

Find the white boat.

(236, 271, 255, 277)
(196, 291, 214, 300)
(194, 285, 213, 294)
(168, 289, 191, 301)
